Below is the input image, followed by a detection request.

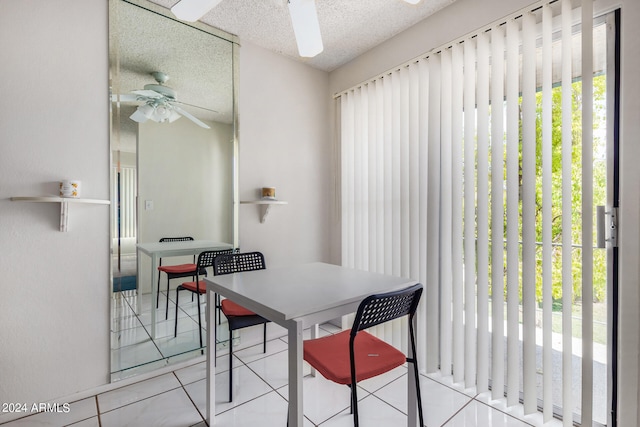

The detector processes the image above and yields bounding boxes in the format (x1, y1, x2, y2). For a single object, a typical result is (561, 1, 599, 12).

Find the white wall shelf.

(240, 200, 288, 223)
(10, 196, 111, 232)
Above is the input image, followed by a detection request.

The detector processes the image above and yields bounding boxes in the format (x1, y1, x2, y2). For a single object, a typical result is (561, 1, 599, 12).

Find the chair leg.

(196, 293, 203, 353)
(165, 276, 171, 320)
(156, 272, 162, 308)
(409, 323, 425, 427)
(263, 323, 267, 353)
(351, 382, 359, 427)
(217, 294, 221, 325)
(174, 288, 180, 337)
(411, 359, 425, 427)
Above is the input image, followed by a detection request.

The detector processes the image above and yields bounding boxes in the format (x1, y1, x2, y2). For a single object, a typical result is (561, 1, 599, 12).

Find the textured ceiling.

(147, 0, 458, 72)
(110, 0, 457, 151)
(110, 0, 235, 147)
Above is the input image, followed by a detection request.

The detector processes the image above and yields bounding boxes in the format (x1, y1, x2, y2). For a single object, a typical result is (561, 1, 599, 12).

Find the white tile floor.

(0, 289, 563, 427)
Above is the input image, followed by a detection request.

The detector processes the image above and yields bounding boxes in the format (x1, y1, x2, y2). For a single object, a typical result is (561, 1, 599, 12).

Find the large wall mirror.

(109, 0, 238, 380)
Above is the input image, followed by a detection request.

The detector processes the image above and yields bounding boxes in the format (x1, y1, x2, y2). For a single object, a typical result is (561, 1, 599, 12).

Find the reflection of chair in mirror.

(213, 251, 269, 402)
(173, 249, 233, 351)
(302, 283, 425, 427)
(157, 236, 197, 319)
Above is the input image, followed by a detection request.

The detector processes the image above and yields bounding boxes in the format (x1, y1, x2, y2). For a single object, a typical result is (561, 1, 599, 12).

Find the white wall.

(0, 0, 111, 409)
(137, 119, 233, 293)
(0, 1, 333, 413)
(237, 40, 332, 268)
(329, 0, 640, 424)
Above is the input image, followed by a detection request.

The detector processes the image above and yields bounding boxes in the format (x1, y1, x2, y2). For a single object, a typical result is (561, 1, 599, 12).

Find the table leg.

(206, 290, 216, 425)
(288, 320, 304, 427)
(309, 324, 318, 377)
(135, 249, 142, 315)
(150, 254, 158, 339)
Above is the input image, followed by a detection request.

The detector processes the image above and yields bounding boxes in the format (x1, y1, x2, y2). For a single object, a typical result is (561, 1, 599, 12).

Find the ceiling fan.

(113, 71, 211, 129)
(171, 0, 324, 58)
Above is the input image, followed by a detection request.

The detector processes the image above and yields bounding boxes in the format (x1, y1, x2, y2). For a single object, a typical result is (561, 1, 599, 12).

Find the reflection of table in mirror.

(204, 262, 421, 427)
(137, 240, 233, 339)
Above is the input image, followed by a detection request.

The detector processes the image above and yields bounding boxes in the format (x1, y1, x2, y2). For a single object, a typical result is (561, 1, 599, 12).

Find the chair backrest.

(196, 249, 235, 273)
(350, 283, 423, 337)
(158, 237, 195, 265)
(159, 236, 194, 243)
(213, 251, 266, 276)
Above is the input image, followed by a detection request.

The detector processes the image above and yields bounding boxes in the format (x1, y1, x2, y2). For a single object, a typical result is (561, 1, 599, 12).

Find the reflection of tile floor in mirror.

(110, 288, 229, 380)
(1, 290, 564, 426)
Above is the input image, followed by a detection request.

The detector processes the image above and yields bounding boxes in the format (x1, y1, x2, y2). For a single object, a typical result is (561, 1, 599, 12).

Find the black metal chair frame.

(213, 251, 269, 402)
(173, 249, 233, 351)
(157, 236, 198, 320)
(302, 283, 425, 427)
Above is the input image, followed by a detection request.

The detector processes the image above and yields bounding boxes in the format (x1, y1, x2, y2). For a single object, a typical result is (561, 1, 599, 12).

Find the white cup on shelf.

(59, 180, 81, 198)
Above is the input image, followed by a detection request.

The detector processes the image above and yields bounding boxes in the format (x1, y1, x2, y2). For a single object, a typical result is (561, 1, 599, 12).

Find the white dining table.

(136, 240, 233, 339)
(204, 262, 421, 427)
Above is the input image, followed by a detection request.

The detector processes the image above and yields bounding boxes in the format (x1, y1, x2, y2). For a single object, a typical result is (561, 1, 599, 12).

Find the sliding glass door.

(338, 2, 619, 425)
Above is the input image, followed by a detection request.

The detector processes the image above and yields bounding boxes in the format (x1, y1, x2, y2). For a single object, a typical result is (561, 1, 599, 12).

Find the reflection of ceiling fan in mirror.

(114, 71, 212, 129)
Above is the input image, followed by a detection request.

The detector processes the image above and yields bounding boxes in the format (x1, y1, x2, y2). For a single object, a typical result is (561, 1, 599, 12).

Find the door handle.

(596, 205, 618, 248)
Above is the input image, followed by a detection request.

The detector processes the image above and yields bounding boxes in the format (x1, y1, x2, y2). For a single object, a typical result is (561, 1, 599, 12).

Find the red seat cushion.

(303, 330, 406, 385)
(180, 280, 207, 294)
(158, 263, 197, 274)
(221, 299, 256, 317)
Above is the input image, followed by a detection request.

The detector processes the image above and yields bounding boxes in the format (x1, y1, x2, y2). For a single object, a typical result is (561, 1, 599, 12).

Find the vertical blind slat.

(439, 50, 453, 376)
(521, 11, 537, 415)
(418, 59, 431, 370)
(490, 23, 506, 401)
(505, 17, 521, 407)
(561, 0, 574, 423)
(392, 73, 402, 278)
(367, 83, 377, 273)
(400, 68, 411, 280)
(354, 87, 366, 271)
(451, 43, 465, 384)
(383, 77, 393, 276)
(463, 37, 477, 389)
(426, 56, 442, 372)
(376, 81, 385, 274)
(341, 94, 353, 268)
(581, 0, 595, 423)
(476, 30, 490, 393)
(541, 3, 554, 422)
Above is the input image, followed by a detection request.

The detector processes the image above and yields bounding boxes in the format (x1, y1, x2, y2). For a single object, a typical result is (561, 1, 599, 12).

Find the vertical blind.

(111, 166, 137, 239)
(339, 0, 600, 424)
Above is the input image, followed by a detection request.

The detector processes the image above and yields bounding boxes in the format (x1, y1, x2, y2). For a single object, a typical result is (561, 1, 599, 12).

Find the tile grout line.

(94, 395, 102, 427)
(174, 371, 207, 425)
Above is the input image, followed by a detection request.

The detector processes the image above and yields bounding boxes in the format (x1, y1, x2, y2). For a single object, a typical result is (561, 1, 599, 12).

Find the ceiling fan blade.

(111, 93, 139, 102)
(171, 0, 223, 22)
(288, 0, 323, 57)
(172, 105, 211, 129)
(174, 100, 218, 114)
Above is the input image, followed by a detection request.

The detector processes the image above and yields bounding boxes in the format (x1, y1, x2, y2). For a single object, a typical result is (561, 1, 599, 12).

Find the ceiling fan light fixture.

(288, 0, 323, 58)
(168, 109, 182, 123)
(152, 104, 172, 122)
(138, 103, 155, 118)
(171, 0, 224, 22)
(130, 103, 155, 123)
(403, 0, 423, 4)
